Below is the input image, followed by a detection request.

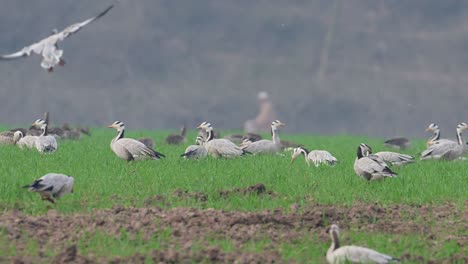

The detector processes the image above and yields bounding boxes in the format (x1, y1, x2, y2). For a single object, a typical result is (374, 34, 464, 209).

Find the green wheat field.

(1, 127, 467, 263)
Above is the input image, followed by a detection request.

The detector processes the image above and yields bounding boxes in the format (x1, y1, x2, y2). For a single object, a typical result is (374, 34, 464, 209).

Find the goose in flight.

(23, 173, 74, 204)
(0, 5, 114, 72)
(326, 224, 399, 264)
(354, 143, 397, 180)
(108, 121, 165, 161)
(290, 146, 338, 167)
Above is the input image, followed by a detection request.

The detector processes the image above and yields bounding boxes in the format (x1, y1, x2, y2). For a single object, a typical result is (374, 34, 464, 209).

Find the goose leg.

(48, 67, 54, 73)
(59, 59, 66, 66)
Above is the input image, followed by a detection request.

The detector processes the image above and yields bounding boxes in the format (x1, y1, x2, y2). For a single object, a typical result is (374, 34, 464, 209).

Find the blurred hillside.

(0, 0, 467, 137)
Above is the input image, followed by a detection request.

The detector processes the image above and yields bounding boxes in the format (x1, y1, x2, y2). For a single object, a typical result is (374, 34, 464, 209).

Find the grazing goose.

(23, 173, 74, 204)
(32, 119, 58, 153)
(241, 120, 285, 154)
(0, 130, 23, 145)
(361, 144, 414, 166)
(181, 136, 208, 159)
(0, 5, 113, 72)
(165, 125, 187, 145)
(108, 121, 165, 161)
(137, 137, 155, 149)
(197, 122, 245, 158)
(290, 146, 338, 167)
(354, 143, 397, 180)
(383, 137, 410, 150)
(421, 122, 468, 161)
(326, 224, 399, 264)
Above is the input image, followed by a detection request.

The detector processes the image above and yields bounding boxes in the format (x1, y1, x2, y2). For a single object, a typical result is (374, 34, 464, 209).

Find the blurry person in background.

(244, 91, 277, 133)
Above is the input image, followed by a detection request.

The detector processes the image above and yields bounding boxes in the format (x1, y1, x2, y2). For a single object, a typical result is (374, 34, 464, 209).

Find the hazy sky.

(0, 0, 467, 138)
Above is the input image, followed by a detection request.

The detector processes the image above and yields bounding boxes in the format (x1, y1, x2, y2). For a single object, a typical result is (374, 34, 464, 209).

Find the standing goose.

(421, 122, 468, 161)
(241, 120, 285, 154)
(23, 173, 74, 204)
(181, 136, 208, 159)
(354, 143, 397, 180)
(32, 119, 58, 153)
(0, 5, 114, 72)
(360, 144, 414, 166)
(0, 130, 23, 145)
(290, 146, 338, 167)
(108, 121, 165, 161)
(197, 122, 245, 158)
(165, 125, 187, 145)
(326, 224, 399, 264)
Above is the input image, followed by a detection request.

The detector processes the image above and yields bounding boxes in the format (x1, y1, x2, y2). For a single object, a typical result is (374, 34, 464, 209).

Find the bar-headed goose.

(165, 125, 187, 145)
(0, 130, 23, 145)
(241, 120, 285, 154)
(326, 224, 399, 264)
(197, 122, 245, 158)
(23, 173, 74, 204)
(354, 143, 397, 180)
(291, 146, 338, 167)
(181, 136, 208, 159)
(383, 137, 410, 150)
(108, 121, 165, 161)
(0, 5, 114, 72)
(421, 122, 468, 161)
(361, 144, 414, 166)
(32, 119, 58, 153)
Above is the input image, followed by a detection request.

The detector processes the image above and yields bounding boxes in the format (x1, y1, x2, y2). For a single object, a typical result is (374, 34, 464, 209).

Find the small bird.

(0, 5, 114, 72)
(360, 144, 414, 166)
(165, 125, 187, 145)
(23, 173, 74, 204)
(290, 146, 338, 167)
(108, 121, 165, 161)
(354, 143, 397, 180)
(181, 136, 208, 159)
(326, 224, 400, 264)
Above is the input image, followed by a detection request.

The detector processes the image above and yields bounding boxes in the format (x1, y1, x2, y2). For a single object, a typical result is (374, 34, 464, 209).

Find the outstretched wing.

(0, 41, 45, 60)
(56, 5, 114, 41)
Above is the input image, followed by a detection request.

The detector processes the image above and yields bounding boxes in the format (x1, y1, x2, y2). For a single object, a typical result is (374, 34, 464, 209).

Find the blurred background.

(0, 0, 466, 137)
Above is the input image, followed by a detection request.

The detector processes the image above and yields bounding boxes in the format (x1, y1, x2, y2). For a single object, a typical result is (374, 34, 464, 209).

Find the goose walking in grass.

(421, 122, 468, 161)
(181, 136, 208, 159)
(165, 125, 187, 145)
(23, 173, 74, 204)
(32, 119, 58, 153)
(0, 130, 23, 145)
(197, 122, 246, 158)
(326, 224, 400, 264)
(290, 146, 338, 167)
(360, 144, 414, 166)
(240, 120, 285, 154)
(383, 137, 410, 150)
(108, 121, 165, 161)
(0, 5, 113, 72)
(354, 143, 397, 180)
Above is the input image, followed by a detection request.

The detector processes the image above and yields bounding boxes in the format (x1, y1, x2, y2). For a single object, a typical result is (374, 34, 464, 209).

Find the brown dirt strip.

(1, 201, 467, 263)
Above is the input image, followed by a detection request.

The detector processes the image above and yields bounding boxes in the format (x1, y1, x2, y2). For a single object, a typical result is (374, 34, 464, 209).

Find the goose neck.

(430, 129, 440, 142)
(40, 124, 47, 136)
(205, 129, 214, 142)
(456, 129, 464, 145)
(357, 146, 364, 159)
(271, 127, 280, 144)
(115, 128, 125, 141)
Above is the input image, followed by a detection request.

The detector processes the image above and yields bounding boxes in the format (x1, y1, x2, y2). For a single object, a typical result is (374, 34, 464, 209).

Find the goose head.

(195, 136, 205, 145)
(108, 121, 125, 131)
(290, 147, 308, 164)
(240, 138, 252, 147)
(271, 120, 286, 131)
(456, 122, 468, 133)
(326, 224, 341, 249)
(31, 119, 47, 129)
(196, 121, 213, 131)
(357, 143, 370, 159)
(426, 123, 439, 132)
(13, 131, 23, 142)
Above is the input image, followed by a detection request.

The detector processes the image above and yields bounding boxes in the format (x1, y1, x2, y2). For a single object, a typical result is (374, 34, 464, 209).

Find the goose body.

(137, 137, 155, 149)
(181, 136, 208, 159)
(197, 122, 245, 158)
(0, 5, 113, 72)
(0, 130, 23, 145)
(241, 120, 285, 154)
(421, 123, 468, 161)
(165, 126, 187, 145)
(18, 134, 38, 149)
(360, 144, 414, 166)
(23, 173, 74, 204)
(354, 144, 397, 180)
(291, 147, 338, 167)
(383, 137, 410, 150)
(108, 121, 165, 161)
(31, 119, 58, 153)
(327, 225, 399, 264)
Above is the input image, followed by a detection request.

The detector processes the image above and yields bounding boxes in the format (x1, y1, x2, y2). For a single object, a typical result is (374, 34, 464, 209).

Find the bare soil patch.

(1, 201, 466, 263)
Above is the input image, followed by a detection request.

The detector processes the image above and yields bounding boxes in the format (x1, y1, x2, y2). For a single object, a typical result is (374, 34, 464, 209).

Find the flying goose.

(0, 5, 114, 72)
(354, 143, 397, 180)
(241, 120, 285, 154)
(0, 130, 23, 145)
(23, 173, 74, 204)
(383, 137, 410, 150)
(32, 119, 58, 153)
(326, 224, 399, 264)
(197, 122, 246, 158)
(360, 144, 414, 166)
(181, 136, 208, 159)
(108, 121, 165, 161)
(421, 122, 468, 161)
(290, 146, 338, 167)
(165, 125, 187, 145)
